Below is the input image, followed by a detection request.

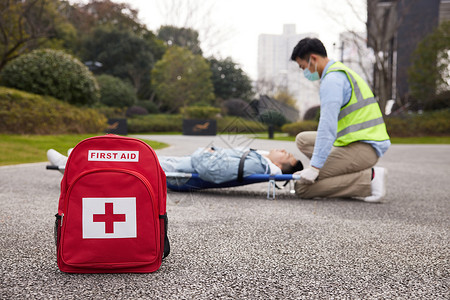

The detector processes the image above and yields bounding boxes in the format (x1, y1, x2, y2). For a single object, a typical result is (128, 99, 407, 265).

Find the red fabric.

(56, 135, 166, 273)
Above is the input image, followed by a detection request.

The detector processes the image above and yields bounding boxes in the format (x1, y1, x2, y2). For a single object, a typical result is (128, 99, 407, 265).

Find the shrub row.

(127, 115, 266, 134)
(281, 121, 319, 136)
(127, 114, 183, 133)
(0, 87, 107, 134)
(4, 83, 447, 137)
(281, 110, 450, 137)
(180, 106, 221, 119)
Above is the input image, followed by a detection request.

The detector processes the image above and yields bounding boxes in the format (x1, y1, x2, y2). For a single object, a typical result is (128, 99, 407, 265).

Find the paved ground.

(0, 134, 449, 299)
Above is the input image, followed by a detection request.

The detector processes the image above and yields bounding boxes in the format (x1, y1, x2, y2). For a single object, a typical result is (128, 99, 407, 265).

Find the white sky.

(101, 0, 367, 80)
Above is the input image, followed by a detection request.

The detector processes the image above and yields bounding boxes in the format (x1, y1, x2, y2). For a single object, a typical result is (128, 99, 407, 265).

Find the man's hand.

(297, 166, 320, 184)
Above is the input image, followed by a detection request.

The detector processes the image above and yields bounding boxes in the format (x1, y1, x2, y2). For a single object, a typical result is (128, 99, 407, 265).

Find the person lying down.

(47, 146, 303, 184)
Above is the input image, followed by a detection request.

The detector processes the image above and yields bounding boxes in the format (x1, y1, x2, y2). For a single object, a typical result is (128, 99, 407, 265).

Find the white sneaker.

(364, 167, 387, 203)
(47, 149, 68, 174)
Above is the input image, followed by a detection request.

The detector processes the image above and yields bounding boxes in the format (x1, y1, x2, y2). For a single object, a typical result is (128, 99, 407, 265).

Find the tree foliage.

(259, 110, 288, 129)
(151, 46, 214, 113)
(0, 0, 74, 70)
(0, 49, 99, 105)
(157, 26, 202, 55)
(208, 57, 254, 102)
(81, 27, 155, 98)
(58, 0, 166, 60)
(157, 25, 202, 55)
(0, 0, 257, 116)
(63, 0, 146, 37)
(408, 21, 450, 110)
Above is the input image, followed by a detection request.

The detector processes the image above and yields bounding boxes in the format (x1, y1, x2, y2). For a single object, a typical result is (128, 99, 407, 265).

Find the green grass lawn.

(1, 133, 448, 166)
(0, 134, 168, 166)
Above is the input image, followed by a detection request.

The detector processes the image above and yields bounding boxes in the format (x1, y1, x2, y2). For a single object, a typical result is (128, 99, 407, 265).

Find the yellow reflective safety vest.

(325, 61, 390, 146)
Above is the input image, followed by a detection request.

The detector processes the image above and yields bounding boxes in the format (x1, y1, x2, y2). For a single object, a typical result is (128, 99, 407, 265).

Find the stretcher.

(46, 166, 300, 199)
(165, 172, 300, 199)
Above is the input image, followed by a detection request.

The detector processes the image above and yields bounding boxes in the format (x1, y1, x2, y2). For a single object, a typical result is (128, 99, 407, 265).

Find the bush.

(137, 100, 159, 114)
(222, 98, 253, 118)
(424, 91, 450, 111)
(281, 121, 318, 136)
(93, 106, 126, 119)
(0, 87, 107, 134)
(281, 110, 450, 137)
(128, 114, 183, 133)
(126, 105, 148, 117)
(127, 114, 266, 134)
(385, 109, 450, 136)
(258, 110, 288, 129)
(0, 49, 99, 105)
(303, 105, 320, 121)
(181, 105, 221, 119)
(96, 74, 137, 107)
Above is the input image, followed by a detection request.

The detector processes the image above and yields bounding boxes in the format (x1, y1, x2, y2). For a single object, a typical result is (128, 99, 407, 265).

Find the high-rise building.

(367, 0, 449, 109)
(257, 24, 320, 119)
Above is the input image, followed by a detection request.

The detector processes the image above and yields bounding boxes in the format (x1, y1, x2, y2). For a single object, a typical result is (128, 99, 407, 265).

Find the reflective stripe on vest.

(326, 62, 389, 146)
(327, 66, 377, 121)
(336, 117, 385, 138)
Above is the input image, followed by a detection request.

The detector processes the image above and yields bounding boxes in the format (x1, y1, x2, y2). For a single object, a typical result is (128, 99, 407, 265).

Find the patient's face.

(268, 149, 296, 167)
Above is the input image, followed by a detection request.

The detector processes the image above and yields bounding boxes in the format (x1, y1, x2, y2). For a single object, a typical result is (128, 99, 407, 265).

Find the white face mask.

(303, 58, 320, 81)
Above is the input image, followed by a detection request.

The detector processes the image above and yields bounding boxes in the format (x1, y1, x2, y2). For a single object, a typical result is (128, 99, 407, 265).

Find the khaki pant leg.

(295, 141, 379, 199)
(295, 169, 372, 198)
(295, 131, 317, 159)
(319, 142, 379, 179)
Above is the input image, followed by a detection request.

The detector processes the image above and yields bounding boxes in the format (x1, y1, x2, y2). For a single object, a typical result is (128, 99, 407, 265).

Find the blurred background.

(0, 0, 448, 139)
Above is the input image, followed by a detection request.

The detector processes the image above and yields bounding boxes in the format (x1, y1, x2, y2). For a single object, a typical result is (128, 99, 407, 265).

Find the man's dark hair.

(282, 160, 304, 174)
(290, 37, 327, 61)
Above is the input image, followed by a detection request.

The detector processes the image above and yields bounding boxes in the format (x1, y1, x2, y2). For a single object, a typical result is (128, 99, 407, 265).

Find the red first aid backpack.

(54, 134, 169, 273)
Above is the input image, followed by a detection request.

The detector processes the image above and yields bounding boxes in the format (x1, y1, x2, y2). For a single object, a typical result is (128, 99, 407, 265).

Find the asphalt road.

(0, 134, 449, 299)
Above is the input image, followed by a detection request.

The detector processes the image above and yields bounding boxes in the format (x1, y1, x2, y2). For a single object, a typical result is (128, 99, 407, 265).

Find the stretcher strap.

(237, 149, 253, 182)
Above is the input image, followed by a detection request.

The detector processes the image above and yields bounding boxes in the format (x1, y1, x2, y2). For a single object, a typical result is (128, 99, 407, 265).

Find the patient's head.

(267, 149, 303, 174)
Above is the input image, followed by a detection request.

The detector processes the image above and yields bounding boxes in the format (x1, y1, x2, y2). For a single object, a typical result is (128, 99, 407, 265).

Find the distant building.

(367, 0, 450, 105)
(257, 24, 320, 119)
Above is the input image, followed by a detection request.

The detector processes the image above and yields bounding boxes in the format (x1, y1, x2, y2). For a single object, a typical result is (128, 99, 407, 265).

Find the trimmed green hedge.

(385, 110, 450, 137)
(0, 87, 107, 134)
(127, 114, 266, 134)
(181, 105, 221, 119)
(128, 114, 183, 133)
(281, 110, 450, 137)
(281, 121, 318, 136)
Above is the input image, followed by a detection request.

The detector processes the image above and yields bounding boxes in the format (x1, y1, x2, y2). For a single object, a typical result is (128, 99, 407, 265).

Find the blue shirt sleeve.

(310, 67, 352, 169)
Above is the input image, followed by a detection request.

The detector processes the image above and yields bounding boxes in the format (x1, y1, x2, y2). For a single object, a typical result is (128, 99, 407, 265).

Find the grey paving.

(0, 134, 449, 299)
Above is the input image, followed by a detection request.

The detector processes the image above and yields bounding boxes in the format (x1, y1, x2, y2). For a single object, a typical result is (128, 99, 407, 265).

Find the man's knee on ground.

(294, 181, 311, 199)
(295, 131, 310, 151)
